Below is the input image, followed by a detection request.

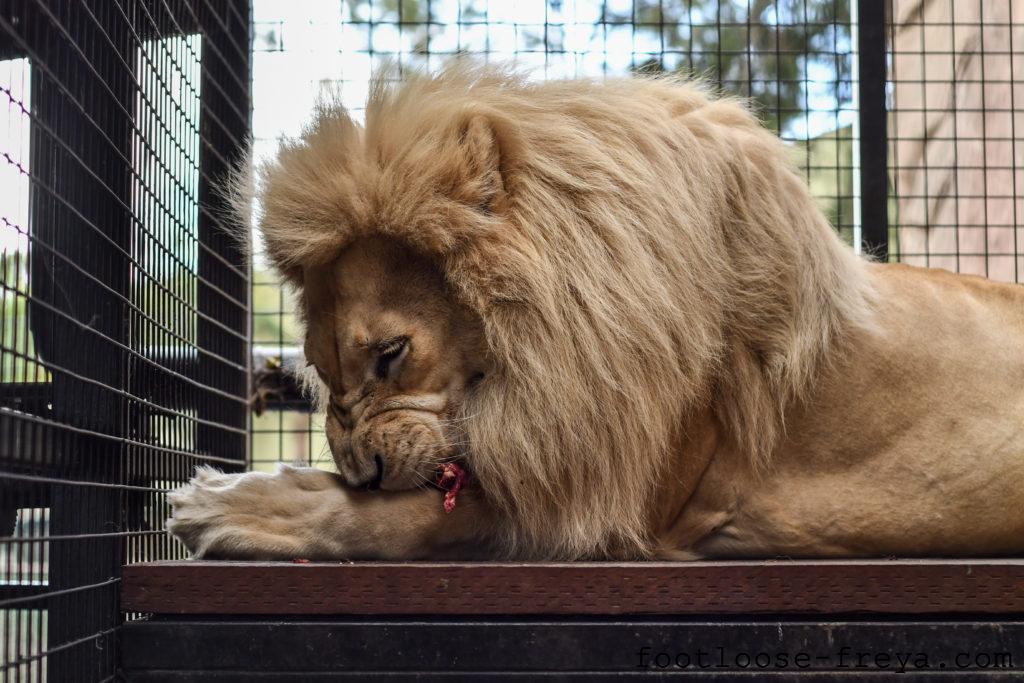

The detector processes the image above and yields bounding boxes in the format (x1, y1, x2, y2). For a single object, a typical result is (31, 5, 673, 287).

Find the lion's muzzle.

(330, 405, 451, 491)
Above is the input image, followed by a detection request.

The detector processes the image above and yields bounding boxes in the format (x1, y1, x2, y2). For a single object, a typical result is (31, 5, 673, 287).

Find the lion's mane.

(248, 64, 875, 559)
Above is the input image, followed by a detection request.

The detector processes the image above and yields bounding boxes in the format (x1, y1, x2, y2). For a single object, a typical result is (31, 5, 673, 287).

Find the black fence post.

(196, 0, 251, 469)
(858, 0, 890, 259)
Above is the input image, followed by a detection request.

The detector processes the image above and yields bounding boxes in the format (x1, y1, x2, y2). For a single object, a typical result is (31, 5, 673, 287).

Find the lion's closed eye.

(374, 337, 409, 380)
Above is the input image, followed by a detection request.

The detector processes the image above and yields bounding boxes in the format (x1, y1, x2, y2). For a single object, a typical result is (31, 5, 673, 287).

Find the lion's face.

(301, 237, 488, 491)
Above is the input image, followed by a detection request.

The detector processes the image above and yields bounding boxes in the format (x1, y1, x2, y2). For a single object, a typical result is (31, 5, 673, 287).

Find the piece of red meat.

(436, 462, 467, 513)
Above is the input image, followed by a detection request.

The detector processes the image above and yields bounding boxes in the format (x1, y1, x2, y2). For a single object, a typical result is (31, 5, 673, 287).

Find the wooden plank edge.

(121, 560, 1024, 616)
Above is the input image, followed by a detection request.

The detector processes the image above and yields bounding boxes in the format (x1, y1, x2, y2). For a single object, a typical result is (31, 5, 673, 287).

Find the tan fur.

(169, 64, 1024, 561)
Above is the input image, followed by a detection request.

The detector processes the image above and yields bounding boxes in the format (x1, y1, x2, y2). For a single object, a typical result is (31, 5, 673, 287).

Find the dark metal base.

(120, 618, 1024, 680)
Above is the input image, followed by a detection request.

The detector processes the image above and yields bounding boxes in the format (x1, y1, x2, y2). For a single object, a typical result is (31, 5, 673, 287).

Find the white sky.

(0, 59, 30, 256)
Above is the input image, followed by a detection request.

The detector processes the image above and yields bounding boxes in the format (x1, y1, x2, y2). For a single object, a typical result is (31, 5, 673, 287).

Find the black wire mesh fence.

(0, 1, 250, 680)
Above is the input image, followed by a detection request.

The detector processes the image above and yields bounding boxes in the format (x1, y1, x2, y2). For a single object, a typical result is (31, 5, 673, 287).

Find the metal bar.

(195, 0, 250, 470)
(857, 0, 889, 259)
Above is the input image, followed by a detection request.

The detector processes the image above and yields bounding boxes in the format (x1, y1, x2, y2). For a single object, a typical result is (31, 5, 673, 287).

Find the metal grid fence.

(888, 0, 1024, 282)
(0, 1, 250, 680)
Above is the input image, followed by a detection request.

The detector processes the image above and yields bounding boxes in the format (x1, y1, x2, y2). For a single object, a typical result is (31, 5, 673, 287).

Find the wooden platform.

(122, 559, 1024, 615)
(120, 560, 1024, 679)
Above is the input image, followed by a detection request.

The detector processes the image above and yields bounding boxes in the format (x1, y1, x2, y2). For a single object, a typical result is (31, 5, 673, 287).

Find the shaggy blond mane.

(248, 64, 875, 559)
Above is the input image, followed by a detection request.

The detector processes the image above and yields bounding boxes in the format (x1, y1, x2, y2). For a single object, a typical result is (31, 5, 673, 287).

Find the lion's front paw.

(167, 465, 322, 559)
(167, 467, 247, 558)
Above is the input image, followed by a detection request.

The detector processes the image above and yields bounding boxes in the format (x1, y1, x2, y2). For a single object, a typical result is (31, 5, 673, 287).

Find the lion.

(168, 64, 1024, 561)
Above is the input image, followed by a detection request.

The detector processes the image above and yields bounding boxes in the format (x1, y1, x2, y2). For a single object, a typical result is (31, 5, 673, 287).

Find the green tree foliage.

(331, 0, 851, 135)
(0, 252, 45, 383)
(613, 0, 851, 134)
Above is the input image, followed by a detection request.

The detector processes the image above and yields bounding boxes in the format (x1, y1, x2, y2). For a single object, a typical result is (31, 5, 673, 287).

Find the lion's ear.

(448, 111, 518, 214)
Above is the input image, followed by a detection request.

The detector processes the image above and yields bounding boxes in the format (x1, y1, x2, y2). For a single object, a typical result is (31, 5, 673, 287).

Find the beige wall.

(890, 0, 1024, 282)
